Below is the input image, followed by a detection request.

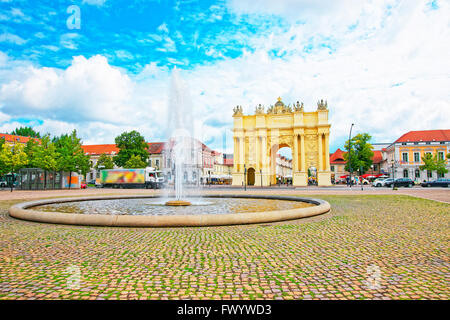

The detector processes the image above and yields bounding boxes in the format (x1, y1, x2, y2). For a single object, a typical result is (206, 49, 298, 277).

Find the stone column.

(293, 134, 299, 171)
(318, 133, 323, 171)
(300, 134, 306, 172)
(240, 136, 245, 170)
(255, 135, 260, 170)
(325, 133, 330, 171)
(234, 137, 239, 172)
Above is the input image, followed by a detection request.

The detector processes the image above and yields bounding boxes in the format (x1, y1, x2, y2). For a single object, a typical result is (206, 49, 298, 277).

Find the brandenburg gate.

(232, 97, 331, 187)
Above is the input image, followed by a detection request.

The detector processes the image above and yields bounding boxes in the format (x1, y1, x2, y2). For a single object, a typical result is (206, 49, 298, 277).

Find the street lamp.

(348, 123, 355, 188)
(391, 159, 395, 190)
(260, 169, 263, 188)
(360, 165, 363, 190)
(244, 164, 247, 191)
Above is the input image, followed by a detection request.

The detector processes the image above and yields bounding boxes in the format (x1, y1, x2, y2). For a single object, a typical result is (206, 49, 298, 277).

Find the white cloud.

(0, 33, 27, 45)
(82, 0, 107, 6)
(0, 0, 449, 154)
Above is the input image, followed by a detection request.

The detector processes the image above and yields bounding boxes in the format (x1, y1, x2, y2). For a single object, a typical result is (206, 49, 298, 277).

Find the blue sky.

(0, 0, 449, 156)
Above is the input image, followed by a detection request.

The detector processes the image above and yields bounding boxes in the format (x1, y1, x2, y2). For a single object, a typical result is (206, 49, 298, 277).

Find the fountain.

(164, 67, 195, 206)
(8, 67, 332, 227)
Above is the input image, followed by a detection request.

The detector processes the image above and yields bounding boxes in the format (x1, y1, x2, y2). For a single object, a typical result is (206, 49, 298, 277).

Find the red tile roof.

(395, 130, 450, 143)
(330, 148, 382, 164)
(372, 150, 383, 164)
(147, 142, 165, 154)
(82, 142, 167, 155)
(330, 148, 346, 164)
(0, 133, 40, 144)
(81, 144, 119, 155)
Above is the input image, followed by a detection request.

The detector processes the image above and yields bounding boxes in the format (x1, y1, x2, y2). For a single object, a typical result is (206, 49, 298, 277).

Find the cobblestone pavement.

(1, 186, 448, 203)
(0, 193, 449, 300)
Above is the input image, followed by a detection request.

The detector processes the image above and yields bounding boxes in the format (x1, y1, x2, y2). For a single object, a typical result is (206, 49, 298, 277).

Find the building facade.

(329, 148, 384, 182)
(232, 98, 332, 187)
(0, 133, 40, 146)
(381, 130, 450, 181)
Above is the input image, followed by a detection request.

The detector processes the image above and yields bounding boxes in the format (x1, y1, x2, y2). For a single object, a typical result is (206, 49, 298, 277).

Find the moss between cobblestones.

(1, 194, 449, 300)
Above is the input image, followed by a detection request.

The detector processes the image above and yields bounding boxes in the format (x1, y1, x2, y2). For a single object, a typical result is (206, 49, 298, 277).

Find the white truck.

(99, 167, 165, 189)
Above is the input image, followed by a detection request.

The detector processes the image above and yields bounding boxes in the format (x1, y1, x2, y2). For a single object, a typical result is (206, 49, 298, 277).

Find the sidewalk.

(1, 186, 448, 203)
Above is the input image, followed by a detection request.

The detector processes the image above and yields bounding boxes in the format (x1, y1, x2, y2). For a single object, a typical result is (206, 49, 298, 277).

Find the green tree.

(54, 130, 91, 188)
(435, 154, 448, 177)
(344, 133, 374, 175)
(419, 153, 435, 181)
(124, 154, 147, 169)
(30, 135, 60, 189)
(23, 138, 40, 168)
(113, 130, 149, 167)
(95, 153, 115, 170)
(10, 126, 41, 138)
(0, 144, 28, 190)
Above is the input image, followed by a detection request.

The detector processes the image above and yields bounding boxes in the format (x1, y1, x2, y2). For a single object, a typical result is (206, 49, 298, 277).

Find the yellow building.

(232, 98, 331, 187)
(381, 130, 450, 181)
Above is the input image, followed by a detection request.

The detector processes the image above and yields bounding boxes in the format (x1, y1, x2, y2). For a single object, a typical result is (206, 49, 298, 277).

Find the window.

(155, 159, 160, 168)
(403, 169, 408, 178)
(440, 141, 445, 144)
(414, 152, 420, 162)
(427, 170, 432, 178)
(401, 142, 407, 145)
(426, 142, 430, 145)
(373, 164, 378, 171)
(330, 165, 335, 172)
(148, 159, 152, 167)
(438, 152, 444, 160)
(415, 169, 420, 178)
(402, 152, 408, 162)
(438, 172, 444, 178)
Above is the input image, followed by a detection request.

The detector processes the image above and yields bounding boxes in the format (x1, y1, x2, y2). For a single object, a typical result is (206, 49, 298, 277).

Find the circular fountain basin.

(8, 195, 330, 227)
(165, 200, 192, 206)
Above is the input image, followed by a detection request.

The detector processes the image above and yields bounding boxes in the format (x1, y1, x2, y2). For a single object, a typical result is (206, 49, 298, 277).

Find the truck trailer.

(99, 167, 164, 189)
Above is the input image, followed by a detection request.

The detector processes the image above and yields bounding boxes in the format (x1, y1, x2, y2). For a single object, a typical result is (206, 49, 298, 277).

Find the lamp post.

(10, 138, 16, 192)
(348, 123, 354, 188)
(260, 169, 263, 188)
(360, 165, 363, 190)
(391, 160, 395, 190)
(244, 164, 247, 191)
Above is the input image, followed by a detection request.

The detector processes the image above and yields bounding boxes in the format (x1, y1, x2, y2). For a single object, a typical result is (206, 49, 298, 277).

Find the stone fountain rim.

(8, 194, 331, 227)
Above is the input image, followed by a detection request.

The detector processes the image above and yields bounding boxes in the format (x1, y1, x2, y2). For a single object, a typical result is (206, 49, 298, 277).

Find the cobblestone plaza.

(1, 189, 448, 300)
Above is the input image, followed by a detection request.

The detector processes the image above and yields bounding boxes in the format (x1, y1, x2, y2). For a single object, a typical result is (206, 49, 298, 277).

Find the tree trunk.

(69, 171, 72, 189)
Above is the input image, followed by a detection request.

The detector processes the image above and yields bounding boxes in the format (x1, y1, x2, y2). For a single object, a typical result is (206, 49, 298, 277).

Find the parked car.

(372, 178, 393, 187)
(360, 178, 369, 185)
(80, 183, 87, 189)
(421, 178, 450, 187)
(385, 178, 414, 188)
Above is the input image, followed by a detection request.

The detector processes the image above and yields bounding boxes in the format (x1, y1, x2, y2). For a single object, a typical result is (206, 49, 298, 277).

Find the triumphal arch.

(232, 97, 331, 187)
